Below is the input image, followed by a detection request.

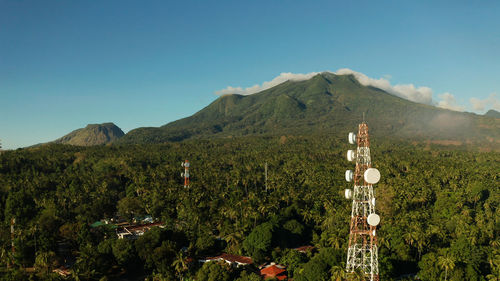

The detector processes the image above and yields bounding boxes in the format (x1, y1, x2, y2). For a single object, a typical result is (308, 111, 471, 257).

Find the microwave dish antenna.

(347, 150, 356, 162)
(348, 132, 357, 144)
(367, 213, 380, 226)
(364, 168, 381, 184)
(345, 189, 353, 199)
(345, 170, 354, 182)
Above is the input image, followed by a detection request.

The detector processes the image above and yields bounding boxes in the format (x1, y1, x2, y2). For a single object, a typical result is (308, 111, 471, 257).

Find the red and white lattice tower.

(181, 160, 190, 188)
(344, 122, 381, 281)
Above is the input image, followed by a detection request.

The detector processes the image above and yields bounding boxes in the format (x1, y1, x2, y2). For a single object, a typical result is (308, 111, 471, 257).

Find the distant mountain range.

(47, 73, 500, 149)
(52, 123, 124, 146)
(115, 73, 499, 148)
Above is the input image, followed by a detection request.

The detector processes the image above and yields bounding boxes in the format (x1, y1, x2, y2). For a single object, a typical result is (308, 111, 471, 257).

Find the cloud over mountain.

(215, 72, 320, 96)
(436, 92, 465, 112)
(215, 68, 500, 113)
(215, 69, 437, 104)
(470, 93, 500, 112)
(335, 68, 433, 105)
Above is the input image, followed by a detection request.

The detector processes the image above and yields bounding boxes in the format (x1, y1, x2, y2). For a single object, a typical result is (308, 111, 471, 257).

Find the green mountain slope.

(54, 122, 124, 146)
(119, 73, 500, 148)
(485, 109, 500, 118)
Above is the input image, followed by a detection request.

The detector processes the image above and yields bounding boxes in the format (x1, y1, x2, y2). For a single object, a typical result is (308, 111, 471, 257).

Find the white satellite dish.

(347, 150, 356, 162)
(345, 170, 353, 182)
(344, 189, 353, 199)
(364, 168, 380, 184)
(181, 172, 184, 177)
(371, 198, 376, 206)
(367, 213, 380, 226)
(184, 162, 190, 168)
(348, 132, 356, 144)
(181, 162, 185, 167)
(372, 230, 376, 236)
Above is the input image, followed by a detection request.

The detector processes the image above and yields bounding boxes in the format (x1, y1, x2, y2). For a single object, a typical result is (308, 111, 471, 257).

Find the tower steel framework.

(181, 160, 190, 188)
(345, 122, 380, 281)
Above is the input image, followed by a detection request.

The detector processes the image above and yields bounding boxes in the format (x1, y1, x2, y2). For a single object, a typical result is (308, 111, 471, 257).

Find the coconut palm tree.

(0, 247, 13, 268)
(487, 240, 500, 281)
(330, 265, 347, 281)
(438, 251, 456, 281)
(347, 268, 366, 281)
(34, 251, 57, 275)
(172, 251, 188, 280)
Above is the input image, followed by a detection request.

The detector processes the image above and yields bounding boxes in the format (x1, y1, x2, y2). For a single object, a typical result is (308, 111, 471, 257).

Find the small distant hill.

(53, 123, 124, 146)
(485, 109, 500, 118)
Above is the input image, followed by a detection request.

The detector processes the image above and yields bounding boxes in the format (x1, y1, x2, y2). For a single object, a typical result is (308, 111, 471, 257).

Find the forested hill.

(118, 73, 500, 149)
(485, 109, 500, 118)
(52, 122, 124, 146)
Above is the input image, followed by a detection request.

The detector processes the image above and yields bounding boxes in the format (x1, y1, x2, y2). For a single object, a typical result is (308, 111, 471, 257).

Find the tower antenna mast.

(265, 162, 268, 192)
(181, 160, 190, 188)
(344, 121, 381, 281)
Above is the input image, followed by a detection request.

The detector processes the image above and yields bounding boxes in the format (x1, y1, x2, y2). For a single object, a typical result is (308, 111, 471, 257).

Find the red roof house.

(294, 245, 315, 253)
(260, 263, 287, 280)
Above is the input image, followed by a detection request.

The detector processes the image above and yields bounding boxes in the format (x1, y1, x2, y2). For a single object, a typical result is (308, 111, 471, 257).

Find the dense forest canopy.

(0, 135, 498, 280)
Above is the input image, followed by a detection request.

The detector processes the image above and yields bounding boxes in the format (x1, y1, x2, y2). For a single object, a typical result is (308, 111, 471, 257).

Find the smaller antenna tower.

(181, 160, 190, 188)
(265, 162, 268, 192)
(11, 217, 15, 254)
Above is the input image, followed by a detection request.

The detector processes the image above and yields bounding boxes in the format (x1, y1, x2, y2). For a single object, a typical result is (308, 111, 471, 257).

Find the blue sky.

(1, 0, 499, 149)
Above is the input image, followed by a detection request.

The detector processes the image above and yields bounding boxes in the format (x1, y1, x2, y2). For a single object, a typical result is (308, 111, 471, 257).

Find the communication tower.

(181, 160, 190, 188)
(9, 217, 15, 268)
(344, 122, 381, 281)
(265, 162, 268, 192)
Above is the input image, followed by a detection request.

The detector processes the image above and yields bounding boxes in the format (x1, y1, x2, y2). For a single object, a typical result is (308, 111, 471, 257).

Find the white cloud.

(215, 68, 499, 113)
(335, 68, 433, 104)
(436, 92, 465, 111)
(216, 68, 435, 105)
(216, 86, 245, 96)
(215, 72, 320, 96)
(469, 93, 500, 112)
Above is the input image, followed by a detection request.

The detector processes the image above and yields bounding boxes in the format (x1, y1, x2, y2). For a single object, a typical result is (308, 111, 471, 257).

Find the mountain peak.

(485, 109, 500, 118)
(54, 122, 124, 146)
(118, 75, 500, 149)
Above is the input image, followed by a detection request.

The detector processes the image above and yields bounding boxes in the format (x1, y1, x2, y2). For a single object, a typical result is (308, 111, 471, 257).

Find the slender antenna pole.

(11, 217, 15, 254)
(181, 160, 190, 188)
(265, 162, 268, 192)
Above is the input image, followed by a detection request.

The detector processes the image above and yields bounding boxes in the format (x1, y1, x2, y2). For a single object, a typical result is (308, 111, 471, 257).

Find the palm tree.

(330, 265, 347, 281)
(487, 240, 500, 281)
(328, 236, 342, 250)
(414, 230, 427, 260)
(347, 268, 366, 281)
(438, 252, 456, 281)
(224, 231, 243, 253)
(34, 251, 56, 275)
(403, 229, 417, 247)
(0, 247, 13, 268)
(486, 273, 499, 281)
(172, 251, 188, 280)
